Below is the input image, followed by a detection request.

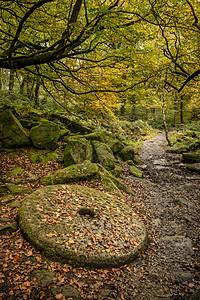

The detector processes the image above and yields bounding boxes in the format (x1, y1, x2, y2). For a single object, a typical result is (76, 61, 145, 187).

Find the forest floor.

(0, 133, 200, 299)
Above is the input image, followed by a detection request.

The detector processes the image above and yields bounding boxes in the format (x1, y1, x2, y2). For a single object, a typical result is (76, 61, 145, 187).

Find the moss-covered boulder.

(129, 165, 143, 178)
(119, 146, 135, 161)
(40, 160, 98, 185)
(111, 165, 124, 178)
(0, 183, 33, 195)
(92, 140, 115, 170)
(102, 177, 123, 197)
(74, 132, 105, 143)
(186, 163, 200, 174)
(98, 165, 135, 196)
(30, 121, 61, 150)
(2, 167, 38, 184)
(182, 152, 200, 164)
(49, 113, 92, 134)
(18, 184, 148, 268)
(29, 151, 58, 164)
(64, 137, 93, 167)
(108, 139, 124, 154)
(0, 109, 30, 148)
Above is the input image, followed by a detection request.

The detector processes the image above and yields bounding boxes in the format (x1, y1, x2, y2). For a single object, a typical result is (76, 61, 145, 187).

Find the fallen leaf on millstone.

(55, 293, 64, 300)
(68, 238, 75, 244)
(46, 233, 57, 237)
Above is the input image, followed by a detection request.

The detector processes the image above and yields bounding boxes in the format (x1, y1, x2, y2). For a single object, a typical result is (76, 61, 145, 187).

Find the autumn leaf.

(46, 233, 57, 238)
(68, 238, 75, 245)
(55, 293, 64, 299)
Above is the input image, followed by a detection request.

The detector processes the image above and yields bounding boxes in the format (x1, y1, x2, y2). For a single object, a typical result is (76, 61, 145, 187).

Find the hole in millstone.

(78, 207, 95, 217)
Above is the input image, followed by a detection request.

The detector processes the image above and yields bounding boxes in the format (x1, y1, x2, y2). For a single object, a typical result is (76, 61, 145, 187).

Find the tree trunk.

(9, 69, 15, 94)
(162, 90, 172, 146)
(174, 92, 178, 127)
(0, 69, 2, 90)
(34, 77, 40, 108)
(180, 95, 184, 124)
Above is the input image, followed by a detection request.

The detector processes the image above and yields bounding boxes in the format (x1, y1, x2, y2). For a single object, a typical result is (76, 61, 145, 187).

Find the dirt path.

(121, 134, 200, 299)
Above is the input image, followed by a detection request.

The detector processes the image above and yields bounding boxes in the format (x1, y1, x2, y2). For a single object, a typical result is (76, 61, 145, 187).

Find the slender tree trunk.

(162, 90, 172, 146)
(174, 92, 178, 127)
(34, 77, 40, 108)
(0, 68, 2, 90)
(20, 77, 26, 95)
(9, 69, 15, 94)
(180, 95, 184, 124)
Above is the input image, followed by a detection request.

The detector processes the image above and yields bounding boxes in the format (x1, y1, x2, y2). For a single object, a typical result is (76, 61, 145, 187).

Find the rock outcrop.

(0, 109, 30, 148)
(30, 120, 61, 150)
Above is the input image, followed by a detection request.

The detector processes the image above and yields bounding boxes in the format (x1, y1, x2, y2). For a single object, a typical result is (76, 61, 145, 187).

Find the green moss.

(186, 163, 200, 173)
(30, 120, 61, 150)
(92, 140, 115, 170)
(111, 166, 124, 177)
(182, 151, 200, 163)
(102, 177, 122, 197)
(63, 137, 93, 166)
(98, 164, 135, 195)
(108, 138, 124, 154)
(0, 109, 30, 148)
(119, 146, 135, 161)
(10, 167, 24, 176)
(129, 165, 143, 178)
(29, 151, 58, 163)
(40, 160, 99, 185)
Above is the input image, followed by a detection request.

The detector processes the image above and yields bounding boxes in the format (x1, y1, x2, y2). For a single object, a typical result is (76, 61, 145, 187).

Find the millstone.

(18, 184, 147, 268)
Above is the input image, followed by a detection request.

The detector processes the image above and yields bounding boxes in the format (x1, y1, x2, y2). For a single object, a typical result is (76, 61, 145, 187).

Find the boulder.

(119, 146, 135, 161)
(182, 152, 200, 163)
(49, 113, 92, 134)
(102, 177, 123, 197)
(0, 109, 30, 148)
(98, 165, 135, 196)
(40, 160, 98, 185)
(3, 168, 38, 184)
(186, 163, 200, 174)
(64, 137, 93, 166)
(129, 165, 143, 178)
(75, 132, 105, 143)
(0, 183, 33, 195)
(29, 150, 58, 164)
(108, 138, 124, 154)
(111, 165, 124, 178)
(92, 140, 115, 170)
(30, 120, 61, 150)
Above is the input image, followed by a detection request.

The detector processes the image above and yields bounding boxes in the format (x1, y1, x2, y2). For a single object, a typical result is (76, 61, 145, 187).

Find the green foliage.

(167, 121, 200, 153)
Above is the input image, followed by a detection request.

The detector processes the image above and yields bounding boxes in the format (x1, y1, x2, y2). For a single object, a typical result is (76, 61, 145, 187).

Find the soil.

(0, 133, 200, 299)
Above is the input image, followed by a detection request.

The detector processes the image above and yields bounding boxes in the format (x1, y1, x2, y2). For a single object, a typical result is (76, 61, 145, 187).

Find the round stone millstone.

(18, 184, 148, 268)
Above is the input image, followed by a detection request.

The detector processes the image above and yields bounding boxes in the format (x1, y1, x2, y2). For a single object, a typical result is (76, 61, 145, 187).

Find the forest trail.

(121, 133, 200, 299)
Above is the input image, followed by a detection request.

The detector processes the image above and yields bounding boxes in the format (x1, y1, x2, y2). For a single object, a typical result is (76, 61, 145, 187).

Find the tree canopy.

(0, 0, 199, 110)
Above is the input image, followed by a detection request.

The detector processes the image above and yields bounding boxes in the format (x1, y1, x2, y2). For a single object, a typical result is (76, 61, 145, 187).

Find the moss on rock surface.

(186, 163, 200, 174)
(0, 109, 30, 148)
(30, 120, 61, 150)
(108, 139, 124, 154)
(92, 140, 115, 170)
(40, 160, 98, 185)
(182, 152, 200, 164)
(129, 165, 143, 178)
(119, 146, 135, 161)
(18, 184, 147, 268)
(64, 137, 93, 166)
(29, 150, 58, 164)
